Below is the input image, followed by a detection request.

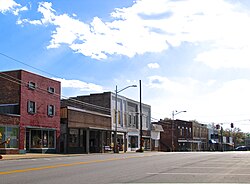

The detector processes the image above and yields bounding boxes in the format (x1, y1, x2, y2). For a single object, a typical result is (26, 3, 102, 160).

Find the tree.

(164, 117, 171, 121)
(231, 127, 245, 146)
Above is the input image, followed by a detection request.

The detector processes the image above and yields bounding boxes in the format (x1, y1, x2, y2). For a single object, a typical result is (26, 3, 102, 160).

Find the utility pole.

(171, 110, 186, 151)
(114, 84, 137, 153)
(139, 80, 143, 152)
(221, 126, 223, 152)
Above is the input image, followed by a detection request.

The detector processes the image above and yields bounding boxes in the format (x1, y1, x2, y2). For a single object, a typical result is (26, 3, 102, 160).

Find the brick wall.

(18, 70, 61, 150)
(0, 70, 21, 105)
(0, 114, 20, 125)
(67, 108, 111, 129)
(68, 92, 111, 115)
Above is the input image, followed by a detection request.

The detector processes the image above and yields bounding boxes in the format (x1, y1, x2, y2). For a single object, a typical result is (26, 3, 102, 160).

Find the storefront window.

(30, 129, 55, 149)
(129, 136, 138, 148)
(49, 131, 55, 148)
(31, 130, 42, 148)
(144, 138, 150, 150)
(0, 126, 19, 149)
(6, 127, 18, 148)
(0, 126, 5, 149)
(69, 129, 79, 148)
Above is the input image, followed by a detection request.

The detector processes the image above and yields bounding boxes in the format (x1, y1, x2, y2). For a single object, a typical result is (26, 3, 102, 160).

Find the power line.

(0, 72, 111, 113)
(0, 52, 114, 113)
(0, 52, 62, 79)
(0, 52, 152, 117)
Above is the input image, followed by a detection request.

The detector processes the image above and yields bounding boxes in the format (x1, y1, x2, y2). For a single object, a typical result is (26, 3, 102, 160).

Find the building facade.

(151, 124, 164, 151)
(156, 119, 208, 152)
(156, 119, 193, 151)
(67, 92, 151, 152)
(0, 70, 60, 154)
(60, 105, 112, 154)
(192, 121, 208, 151)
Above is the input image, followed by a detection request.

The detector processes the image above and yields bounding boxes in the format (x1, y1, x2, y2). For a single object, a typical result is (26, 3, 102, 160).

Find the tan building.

(60, 106, 111, 154)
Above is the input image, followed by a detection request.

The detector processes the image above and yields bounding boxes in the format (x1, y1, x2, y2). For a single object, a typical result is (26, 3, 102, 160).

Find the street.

(1, 151, 250, 183)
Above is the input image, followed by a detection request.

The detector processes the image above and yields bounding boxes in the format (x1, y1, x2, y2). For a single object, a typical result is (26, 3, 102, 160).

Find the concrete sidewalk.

(0, 151, 133, 160)
(0, 153, 91, 160)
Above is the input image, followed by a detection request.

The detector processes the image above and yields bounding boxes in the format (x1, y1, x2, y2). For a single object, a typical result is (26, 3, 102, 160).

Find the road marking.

(147, 172, 250, 176)
(0, 155, 150, 175)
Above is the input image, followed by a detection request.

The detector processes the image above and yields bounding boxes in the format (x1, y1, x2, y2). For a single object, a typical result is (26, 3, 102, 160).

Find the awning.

(151, 124, 164, 132)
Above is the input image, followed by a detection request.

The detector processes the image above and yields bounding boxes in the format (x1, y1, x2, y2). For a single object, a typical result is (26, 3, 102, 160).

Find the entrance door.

(26, 130, 30, 152)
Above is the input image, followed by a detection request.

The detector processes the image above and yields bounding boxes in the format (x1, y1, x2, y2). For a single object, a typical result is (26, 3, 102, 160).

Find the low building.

(0, 70, 61, 154)
(60, 106, 111, 154)
(151, 124, 164, 151)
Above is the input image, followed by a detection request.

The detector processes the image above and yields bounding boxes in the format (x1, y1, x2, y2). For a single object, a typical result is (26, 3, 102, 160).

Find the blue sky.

(1, 0, 250, 132)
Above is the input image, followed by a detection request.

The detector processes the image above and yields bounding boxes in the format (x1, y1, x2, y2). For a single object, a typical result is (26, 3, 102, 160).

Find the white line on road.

(147, 172, 250, 176)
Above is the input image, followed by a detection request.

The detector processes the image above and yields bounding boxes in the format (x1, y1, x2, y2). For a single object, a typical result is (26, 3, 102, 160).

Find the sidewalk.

(0, 151, 135, 160)
(0, 153, 88, 160)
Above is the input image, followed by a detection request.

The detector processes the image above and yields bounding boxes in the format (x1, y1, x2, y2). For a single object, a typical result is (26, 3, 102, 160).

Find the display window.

(30, 129, 55, 149)
(0, 126, 19, 149)
(69, 129, 79, 148)
(129, 136, 138, 148)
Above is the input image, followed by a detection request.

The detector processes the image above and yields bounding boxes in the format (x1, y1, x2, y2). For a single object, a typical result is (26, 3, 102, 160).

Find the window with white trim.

(48, 87, 55, 94)
(28, 101, 36, 114)
(28, 81, 36, 90)
(48, 105, 55, 116)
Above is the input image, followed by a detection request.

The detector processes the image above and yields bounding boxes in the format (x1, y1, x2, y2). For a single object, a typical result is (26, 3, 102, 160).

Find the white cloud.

(52, 78, 104, 92)
(195, 47, 250, 69)
(145, 76, 250, 131)
(0, 0, 20, 14)
(17, 18, 42, 25)
(147, 63, 160, 69)
(15, 0, 250, 67)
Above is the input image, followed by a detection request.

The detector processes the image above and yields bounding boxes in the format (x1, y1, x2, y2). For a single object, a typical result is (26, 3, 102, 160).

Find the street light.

(114, 84, 137, 153)
(171, 110, 186, 151)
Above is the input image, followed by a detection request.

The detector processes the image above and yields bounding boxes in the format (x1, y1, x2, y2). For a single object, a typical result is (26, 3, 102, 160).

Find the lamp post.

(114, 84, 137, 153)
(139, 80, 143, 152)
(171, 110, 186, 151)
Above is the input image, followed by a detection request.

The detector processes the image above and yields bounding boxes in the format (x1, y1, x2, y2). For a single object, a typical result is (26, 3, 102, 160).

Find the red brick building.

(155, 119, 208, 152)
(0, 70, 60, 154)
(155, 119, 192, 152)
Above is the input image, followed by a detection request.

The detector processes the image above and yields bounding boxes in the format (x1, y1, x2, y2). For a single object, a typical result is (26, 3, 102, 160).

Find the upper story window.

(28, 101, 36, 114)
(48, 87, 55, 94)
(48, 105, 55, 116)
(28, 81, 36, 90)
(0, 104, 19, 115)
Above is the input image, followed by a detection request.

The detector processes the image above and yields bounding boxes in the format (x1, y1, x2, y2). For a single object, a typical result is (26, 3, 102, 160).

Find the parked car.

(235, 146, 248, 151)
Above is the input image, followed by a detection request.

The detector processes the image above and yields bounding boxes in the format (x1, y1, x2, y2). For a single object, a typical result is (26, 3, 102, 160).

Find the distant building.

(151, 124, 164, 151)
(207, 124, 219, 151)
(0, 70, 61, 154)
(155, 119, 208, 152)
(192, 121, 208, 151)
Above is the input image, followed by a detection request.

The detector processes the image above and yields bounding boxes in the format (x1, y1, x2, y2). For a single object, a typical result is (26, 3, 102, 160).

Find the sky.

(1, 0, 250, 132)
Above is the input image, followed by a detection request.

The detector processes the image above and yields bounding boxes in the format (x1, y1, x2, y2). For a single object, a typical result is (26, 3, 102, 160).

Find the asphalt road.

(1, 151, 250, 184)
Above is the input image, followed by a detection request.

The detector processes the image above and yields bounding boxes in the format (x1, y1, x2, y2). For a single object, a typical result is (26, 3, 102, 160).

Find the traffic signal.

(231, 123, 234, 128)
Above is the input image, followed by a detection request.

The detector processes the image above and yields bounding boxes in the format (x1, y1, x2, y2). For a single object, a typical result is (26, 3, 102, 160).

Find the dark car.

(235, 146, 248, 151)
